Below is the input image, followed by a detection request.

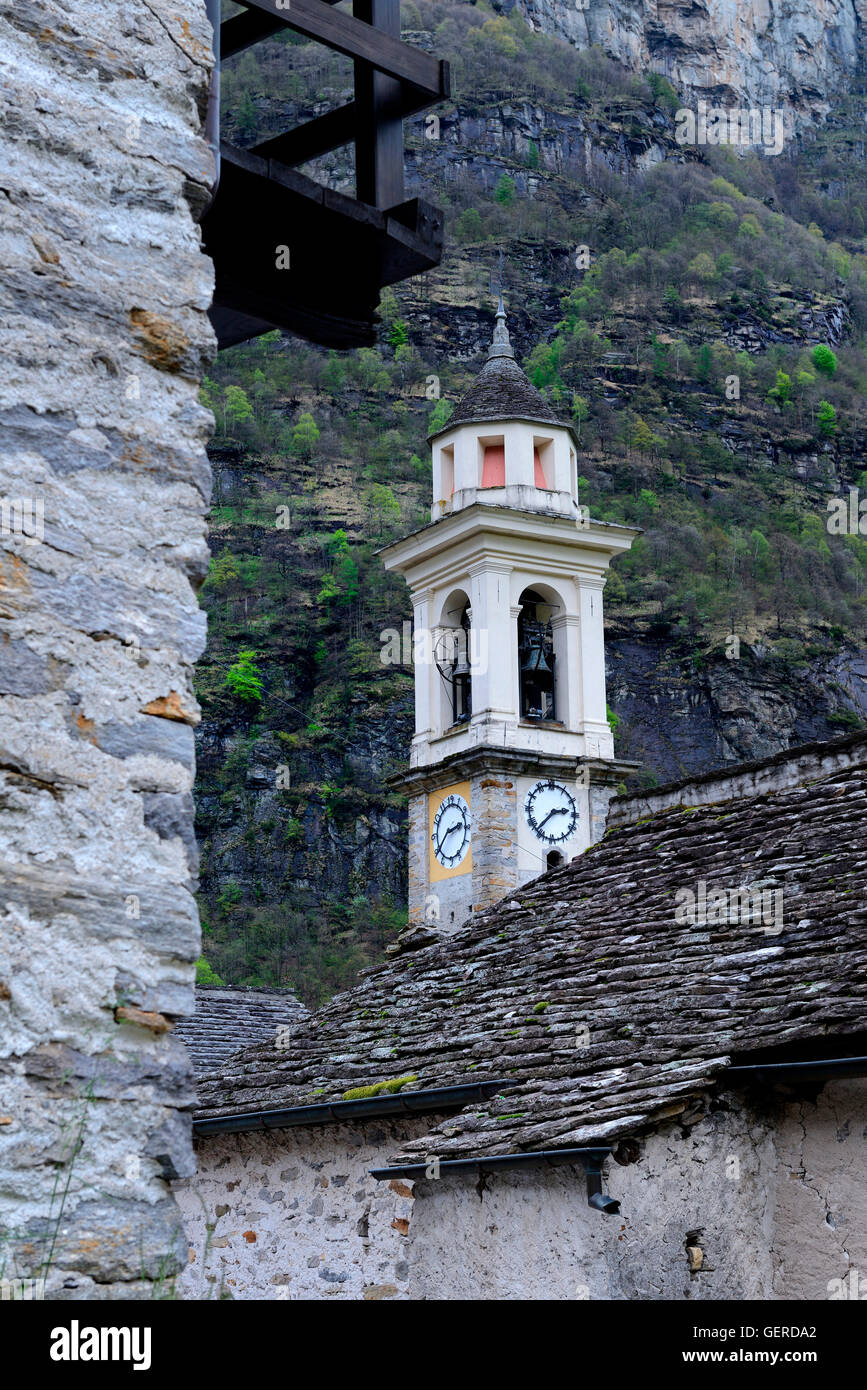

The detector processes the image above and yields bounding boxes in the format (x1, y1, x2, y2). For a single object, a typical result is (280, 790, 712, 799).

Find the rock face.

(0, 0, 215, 1296)
(513, 0, 864, 123)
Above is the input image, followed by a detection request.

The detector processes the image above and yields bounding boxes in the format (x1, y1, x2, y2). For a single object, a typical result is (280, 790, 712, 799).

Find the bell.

(520, 637, 552, 675)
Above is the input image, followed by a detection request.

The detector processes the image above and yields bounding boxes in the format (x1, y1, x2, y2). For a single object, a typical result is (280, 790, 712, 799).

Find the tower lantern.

(382, 301, 640, 933)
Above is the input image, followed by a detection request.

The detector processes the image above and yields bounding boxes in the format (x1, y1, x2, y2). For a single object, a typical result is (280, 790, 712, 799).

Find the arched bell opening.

(517, 587, 557, 721)
(435, 591, 473, 731)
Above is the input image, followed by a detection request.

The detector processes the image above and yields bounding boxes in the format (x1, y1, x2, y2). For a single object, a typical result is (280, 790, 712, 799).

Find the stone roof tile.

(176, 985, 308, 1077)
(442, 354, 564, 435)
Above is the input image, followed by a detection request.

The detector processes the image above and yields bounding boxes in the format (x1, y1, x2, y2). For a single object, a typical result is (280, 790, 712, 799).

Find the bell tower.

(381, 301, 639, 933)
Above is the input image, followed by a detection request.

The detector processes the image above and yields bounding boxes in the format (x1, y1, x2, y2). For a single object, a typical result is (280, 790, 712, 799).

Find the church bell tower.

(381, 301, 639, 933)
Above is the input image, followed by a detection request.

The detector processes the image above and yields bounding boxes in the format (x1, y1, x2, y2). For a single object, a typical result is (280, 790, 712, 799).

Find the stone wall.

(175, 1119, 432, 1300)
(608, 731, 867, 830)
(772, 1079, 867, 1300)
(0, 0, 215, 1297)
(178, 1080, 867, 1299)
(408, 1096, 779, 1300)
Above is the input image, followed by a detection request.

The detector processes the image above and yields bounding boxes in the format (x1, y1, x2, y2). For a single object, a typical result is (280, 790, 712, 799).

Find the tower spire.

(487, 291, 515, 362)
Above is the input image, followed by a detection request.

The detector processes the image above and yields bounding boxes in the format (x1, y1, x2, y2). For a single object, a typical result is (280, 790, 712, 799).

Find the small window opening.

(436, 602, 473, 727)
(518, 588, 556, 721)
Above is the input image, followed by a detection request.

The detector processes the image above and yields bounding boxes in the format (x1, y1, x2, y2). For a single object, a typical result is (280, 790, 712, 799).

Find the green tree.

(526, 341, 561, 390)
(647, 72, 679, 113)
(456, 207, 483, 241)
(695, 343, 713, 382)
(429, 398, 454, 433)
(291, 411, 320, 460)
(225, 649, 264, 703)
(688, 252, 716, 284)
(206, 551, 241, 592)
(571, 394, 589, 438)
(237, 90, 258, 140)
(811, 344, 837, 377)
(196, 956, 225, 985)
(225, 385, 253, 427)
(494, 173, 516, 206)
(651, 335, 670, 379)
(663, 284, 683, 322)
(387, 319, 409, 349)
(749, 529, 771, 578)
(632, 419, 660, 457)
(366, 483, 401, 538)
(766, 371, 792, 407)
(321, 352, 346, 394)
(817, 400, 837, 437)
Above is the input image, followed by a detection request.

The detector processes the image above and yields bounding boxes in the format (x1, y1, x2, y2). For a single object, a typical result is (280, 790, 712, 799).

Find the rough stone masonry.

(0, 0, 215, 1296)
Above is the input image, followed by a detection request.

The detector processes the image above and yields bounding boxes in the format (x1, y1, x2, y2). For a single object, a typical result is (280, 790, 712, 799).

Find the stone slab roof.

(193, 748, 867, 1162)
(434, 354, 568, 438)
(176, 985, 308, 1077)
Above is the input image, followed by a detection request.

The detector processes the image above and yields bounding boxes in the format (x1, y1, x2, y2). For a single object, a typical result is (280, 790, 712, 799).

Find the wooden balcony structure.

(203, 0, 449, 349)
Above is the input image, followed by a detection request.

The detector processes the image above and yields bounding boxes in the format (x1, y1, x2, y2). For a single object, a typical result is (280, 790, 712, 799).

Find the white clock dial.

(431, 793, 471, 868)
(524, 779, 578, 844)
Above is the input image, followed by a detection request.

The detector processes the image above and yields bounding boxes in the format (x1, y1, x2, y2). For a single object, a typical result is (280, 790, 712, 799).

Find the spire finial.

(487, 251, 514, 361)
(487, 289, 514, 363)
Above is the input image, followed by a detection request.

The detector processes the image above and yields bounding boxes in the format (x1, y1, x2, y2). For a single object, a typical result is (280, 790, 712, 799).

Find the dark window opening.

(435, 602, 472, 728)
(546, 850, 564, 872)
(451, 604, 472, 725)
(519, 589, 556, 721)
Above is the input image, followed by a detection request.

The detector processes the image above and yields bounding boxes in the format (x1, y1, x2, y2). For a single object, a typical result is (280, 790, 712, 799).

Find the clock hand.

(538, 806, 568, 829)
(438, 821, 463, 847)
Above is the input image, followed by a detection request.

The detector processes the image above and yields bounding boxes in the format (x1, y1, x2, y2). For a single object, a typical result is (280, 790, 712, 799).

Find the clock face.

(431, 793, 471, 868)
(524, 779, 578, 845)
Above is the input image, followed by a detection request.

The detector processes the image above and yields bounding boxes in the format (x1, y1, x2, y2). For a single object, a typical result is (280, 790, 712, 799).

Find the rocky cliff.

(512, 0, 866, 123)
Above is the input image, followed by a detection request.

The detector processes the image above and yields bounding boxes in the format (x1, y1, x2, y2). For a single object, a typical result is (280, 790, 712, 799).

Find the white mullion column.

(410, 587, 435, 763)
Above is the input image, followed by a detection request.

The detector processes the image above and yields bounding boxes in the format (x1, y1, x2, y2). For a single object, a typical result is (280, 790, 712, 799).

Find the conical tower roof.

(430, 297, 569, 440)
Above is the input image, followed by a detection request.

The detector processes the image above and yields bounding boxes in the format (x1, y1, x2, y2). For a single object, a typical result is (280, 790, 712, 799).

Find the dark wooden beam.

(221, 5, 283, 59)
(251, 75, 444, 168)
(353, 0, 403, 208)
(222, 0, 349, 59)
(253, 103, 357, 166)
(202, 143, 442, 350)
(234, 0, 443, 92)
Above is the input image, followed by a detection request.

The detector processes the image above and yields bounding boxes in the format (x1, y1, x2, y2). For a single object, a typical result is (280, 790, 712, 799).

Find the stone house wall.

(177, 1080, 867, 1300)
(174, 1119, 433, 1300)
(0, 0, 215, 1297)
(771, 1079, 867, 1300)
